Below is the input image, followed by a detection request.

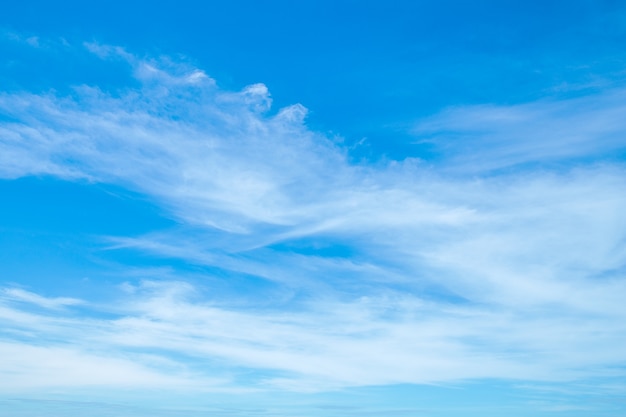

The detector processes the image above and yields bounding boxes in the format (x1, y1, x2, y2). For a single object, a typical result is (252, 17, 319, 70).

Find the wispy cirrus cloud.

(0, 42, 626, 398)
(1, 288, 83, 309)
(1, 276, 625, 393)
(413, 87, 626, 173)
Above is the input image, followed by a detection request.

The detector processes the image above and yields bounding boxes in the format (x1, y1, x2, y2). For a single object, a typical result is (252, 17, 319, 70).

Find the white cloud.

(1, 278, 625, 393)
(0, 342, 199, 390)
(413, 87, 626, 172)
(1, 288, 83, 309)
(0, 44, 626, 394)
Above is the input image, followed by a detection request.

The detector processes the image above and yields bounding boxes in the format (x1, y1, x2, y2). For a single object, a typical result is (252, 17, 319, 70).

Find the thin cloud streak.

(413, 87, 626, 172)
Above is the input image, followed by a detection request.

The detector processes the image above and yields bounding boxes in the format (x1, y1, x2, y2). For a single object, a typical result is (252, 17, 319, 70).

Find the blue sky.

(1, 1, 626, 416)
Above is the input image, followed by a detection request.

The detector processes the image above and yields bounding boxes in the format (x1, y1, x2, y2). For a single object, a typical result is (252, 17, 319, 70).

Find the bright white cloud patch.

(0, 44, 626, 394)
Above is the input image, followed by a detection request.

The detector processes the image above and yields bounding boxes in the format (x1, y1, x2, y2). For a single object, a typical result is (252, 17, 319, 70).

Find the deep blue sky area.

(2, 2, 626, 416)
(3, 1, 626, 160)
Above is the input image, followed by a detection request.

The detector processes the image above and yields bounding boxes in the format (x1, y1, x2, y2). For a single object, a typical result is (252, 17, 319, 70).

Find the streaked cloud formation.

(1, 42, 625, 404)
(414, 88, 626, 172)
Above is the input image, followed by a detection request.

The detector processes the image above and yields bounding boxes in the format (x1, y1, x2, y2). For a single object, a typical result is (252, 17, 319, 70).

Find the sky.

(1, 1, 626, 416)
